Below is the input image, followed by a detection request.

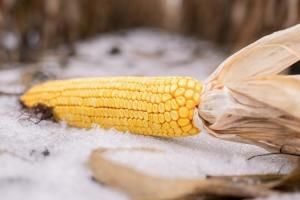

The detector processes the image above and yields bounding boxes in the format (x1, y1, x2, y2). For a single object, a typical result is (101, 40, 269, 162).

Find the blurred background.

(0, 0, 299, 71)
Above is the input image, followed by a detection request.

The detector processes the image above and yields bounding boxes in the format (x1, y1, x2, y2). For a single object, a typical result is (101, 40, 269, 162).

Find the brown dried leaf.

(89, 148, 276, 200)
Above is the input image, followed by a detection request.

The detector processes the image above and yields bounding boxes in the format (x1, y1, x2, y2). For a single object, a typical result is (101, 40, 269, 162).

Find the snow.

(256, 193, 300, 200)
(0, 29, 299, 200)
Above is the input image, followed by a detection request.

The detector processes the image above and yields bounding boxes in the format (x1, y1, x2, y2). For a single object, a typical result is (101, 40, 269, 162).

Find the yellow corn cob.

(20, 76, 202, 137)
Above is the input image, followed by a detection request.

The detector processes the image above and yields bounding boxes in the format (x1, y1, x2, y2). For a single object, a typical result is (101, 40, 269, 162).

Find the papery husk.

(89, 148, 277, 200)
(199, 24, 300, 155)
(89, 148, 300, 199)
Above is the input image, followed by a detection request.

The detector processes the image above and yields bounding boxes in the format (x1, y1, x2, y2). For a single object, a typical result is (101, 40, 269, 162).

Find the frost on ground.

(0, 29, 299, 200)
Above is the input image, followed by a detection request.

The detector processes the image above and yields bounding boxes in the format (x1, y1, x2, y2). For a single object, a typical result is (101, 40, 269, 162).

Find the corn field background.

(0, 0, 300, 63)
(1, 1, 300, 200)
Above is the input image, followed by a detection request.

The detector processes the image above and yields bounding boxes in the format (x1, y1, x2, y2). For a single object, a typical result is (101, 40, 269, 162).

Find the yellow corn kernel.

(21, 76, 202, 137)
(178, 118, 190, 126)
(184, 90, 194, 99)
(155, 95, 161, 103)
(167, 129, 175, 136)
(187, 80, 196, 89)
(174, 128, 183, 136)
(188, 109, 194, 120)
(158, 103, 165, 113)
(153, 104, 158, 113)
(165, 100, 172, 111)
(190, 128, 199, 134)
(158, 86, 165, 93)
(170, 110, 179, 120)
(170, 85, 177, 93)
(162, 122, 170, 130)
(170, 99, 179, 110)
(162, 94, 172, 102)
(179, 107, 189, 118)
(158, 114, 165, 123)
(193, 93, 200, 104)
(182, 124, 192, 132)
(176, 96, 186, 106)
(178, 79, 187, 87)
(164, 112, 171, 122)
(174, 88, 185, 97)
(150, 95, 156, 103)
(195, 83, 202, 92)
(186, 100, 195, 109)
(147, 103, 153, 113)
(153, 114, 159, 124)
(170, 121, 179, 129)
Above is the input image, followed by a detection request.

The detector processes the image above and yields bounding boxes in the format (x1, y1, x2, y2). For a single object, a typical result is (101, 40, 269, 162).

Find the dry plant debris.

(89, 148, 300, 200)
(200, 24, 300, 155)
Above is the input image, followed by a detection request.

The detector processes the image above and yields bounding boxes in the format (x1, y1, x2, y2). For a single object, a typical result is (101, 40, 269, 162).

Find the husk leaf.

(200, 24, 300, 155)
(89, 148, 278, 200)
(205, 24, 300, 87)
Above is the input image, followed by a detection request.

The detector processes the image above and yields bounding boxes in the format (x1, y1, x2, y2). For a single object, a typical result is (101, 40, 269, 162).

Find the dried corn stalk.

(21, 24, 300, 155)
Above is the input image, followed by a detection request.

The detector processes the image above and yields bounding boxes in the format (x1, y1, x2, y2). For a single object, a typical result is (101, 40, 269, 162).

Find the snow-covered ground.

(0, 29, 299, 200)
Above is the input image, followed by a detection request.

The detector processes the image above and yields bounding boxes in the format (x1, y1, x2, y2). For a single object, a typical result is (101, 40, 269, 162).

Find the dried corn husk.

(89, 148, 300, 200)
(199, 24, 300, 155)
(89, 148, 278, 200)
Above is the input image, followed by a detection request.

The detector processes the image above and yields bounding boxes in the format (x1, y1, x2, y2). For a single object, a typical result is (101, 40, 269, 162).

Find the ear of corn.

(21, 76, 202, 137)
